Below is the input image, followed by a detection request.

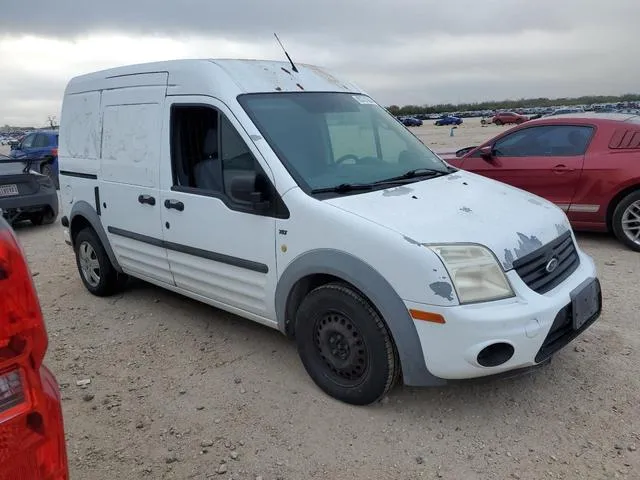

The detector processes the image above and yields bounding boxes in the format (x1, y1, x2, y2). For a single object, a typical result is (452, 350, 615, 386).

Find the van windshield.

(237, 92, 450, 194)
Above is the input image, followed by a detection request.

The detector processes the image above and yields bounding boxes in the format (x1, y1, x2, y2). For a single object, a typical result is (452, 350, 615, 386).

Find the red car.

(0, 216, 69, 479)
(489, 111, 529, 125)
(446, 113, 640, 251)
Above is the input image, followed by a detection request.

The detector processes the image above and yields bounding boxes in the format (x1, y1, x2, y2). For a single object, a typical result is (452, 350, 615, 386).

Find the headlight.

(428, 244, 514, 304)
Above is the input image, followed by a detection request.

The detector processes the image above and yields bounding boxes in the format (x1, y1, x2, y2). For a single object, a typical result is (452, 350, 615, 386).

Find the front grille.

(535, 278, 602, 362)
(513, 231, 579, 294)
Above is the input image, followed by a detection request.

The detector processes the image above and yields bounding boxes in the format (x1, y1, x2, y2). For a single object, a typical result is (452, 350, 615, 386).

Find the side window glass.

(494, 129, 534, 157)
(33, 134, 49, 148)
(21, 134, 35, 149)
(170, 104, 270, 208)
(220, 115, 263, 205)
(170, 105, 221, 191)
(494, 126, 593, 157)
(537, 125, 592, 155)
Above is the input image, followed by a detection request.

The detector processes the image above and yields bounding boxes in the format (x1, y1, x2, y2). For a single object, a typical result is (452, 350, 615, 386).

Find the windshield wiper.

(311, 183, 375, 194)
(373, 167, 450, 184)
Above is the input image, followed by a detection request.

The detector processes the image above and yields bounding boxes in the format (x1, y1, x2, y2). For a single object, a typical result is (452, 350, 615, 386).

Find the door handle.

(138, 194, 156, 206)
(552, 164, 575, 173)
(164, 199, 184, 211)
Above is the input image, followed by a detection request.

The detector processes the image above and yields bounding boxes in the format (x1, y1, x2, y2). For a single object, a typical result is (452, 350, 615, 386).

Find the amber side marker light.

(409, 309, 446, 324)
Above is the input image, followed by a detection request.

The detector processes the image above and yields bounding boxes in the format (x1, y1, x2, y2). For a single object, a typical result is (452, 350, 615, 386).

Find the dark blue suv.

(9, 129, 59, 188)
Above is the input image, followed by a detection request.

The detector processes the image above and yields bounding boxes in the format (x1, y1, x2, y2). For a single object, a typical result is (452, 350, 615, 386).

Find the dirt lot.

(6, 121, 640, 479)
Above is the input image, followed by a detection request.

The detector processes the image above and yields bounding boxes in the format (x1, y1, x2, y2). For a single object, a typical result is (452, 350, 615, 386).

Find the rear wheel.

(612, 190, 640, 251)
(74, 228, 128, 296)
(294, 282, 399, 405)
(30, 209, 56, 226)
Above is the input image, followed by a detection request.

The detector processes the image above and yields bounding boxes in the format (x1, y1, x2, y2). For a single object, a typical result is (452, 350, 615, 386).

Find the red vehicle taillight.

(0, 227, 68, 480)
(50, 148, 58, 158)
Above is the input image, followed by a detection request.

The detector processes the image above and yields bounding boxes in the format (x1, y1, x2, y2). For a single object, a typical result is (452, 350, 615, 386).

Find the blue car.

(399, 116, 423, 127)
(9, 129, 59, 188)
(434, 115, 463, 126)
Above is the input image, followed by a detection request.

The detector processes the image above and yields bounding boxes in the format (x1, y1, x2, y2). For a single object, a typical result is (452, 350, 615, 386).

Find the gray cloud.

(1, 0, 639, 124)
(1, 0, 635, 41)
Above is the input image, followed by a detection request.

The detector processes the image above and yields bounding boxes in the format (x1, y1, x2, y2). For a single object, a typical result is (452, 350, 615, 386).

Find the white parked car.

(58, 59, 602, 405)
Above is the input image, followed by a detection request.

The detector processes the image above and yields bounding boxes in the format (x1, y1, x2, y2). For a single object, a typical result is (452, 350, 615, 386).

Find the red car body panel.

(446, 114, 640, 232)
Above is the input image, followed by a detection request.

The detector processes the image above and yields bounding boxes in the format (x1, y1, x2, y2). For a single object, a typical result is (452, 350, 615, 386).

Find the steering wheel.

(335, 154, 360, 164)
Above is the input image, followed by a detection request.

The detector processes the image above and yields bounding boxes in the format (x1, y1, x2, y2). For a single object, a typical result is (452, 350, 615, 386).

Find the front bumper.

(407, 249, 601, 380)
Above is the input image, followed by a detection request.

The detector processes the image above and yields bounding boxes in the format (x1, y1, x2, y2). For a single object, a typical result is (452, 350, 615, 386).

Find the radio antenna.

(274, 33, 299, 73)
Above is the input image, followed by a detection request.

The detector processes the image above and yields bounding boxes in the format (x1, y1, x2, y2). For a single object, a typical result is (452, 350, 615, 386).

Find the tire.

(612, 190, 640, 251)
(30, 209, 56, 226)
(294, 282, 399, 405)
(74, 228, 128, 296)
(494, 119, 503, 126)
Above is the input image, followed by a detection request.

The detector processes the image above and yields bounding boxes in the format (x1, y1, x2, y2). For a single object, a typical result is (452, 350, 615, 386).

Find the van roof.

(64, 59, 367, 97)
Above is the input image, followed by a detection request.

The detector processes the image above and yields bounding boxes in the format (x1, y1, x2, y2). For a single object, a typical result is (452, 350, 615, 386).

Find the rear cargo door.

(98, 73, 175, 286)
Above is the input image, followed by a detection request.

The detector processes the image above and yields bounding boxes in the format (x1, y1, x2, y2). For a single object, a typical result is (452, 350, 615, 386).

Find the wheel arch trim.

(69, 201, 123, 272)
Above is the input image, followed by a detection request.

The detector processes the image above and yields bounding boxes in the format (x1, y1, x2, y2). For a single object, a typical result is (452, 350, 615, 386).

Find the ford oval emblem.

(545, 257, 559, 273)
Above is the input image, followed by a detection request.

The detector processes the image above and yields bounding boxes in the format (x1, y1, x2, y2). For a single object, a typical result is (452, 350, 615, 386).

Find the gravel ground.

(5, 123, 640, 479)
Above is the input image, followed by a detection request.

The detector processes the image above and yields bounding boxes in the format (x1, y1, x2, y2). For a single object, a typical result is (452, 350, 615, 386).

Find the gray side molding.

(69, 201, 123, 272)
(275, 249, 446, 387)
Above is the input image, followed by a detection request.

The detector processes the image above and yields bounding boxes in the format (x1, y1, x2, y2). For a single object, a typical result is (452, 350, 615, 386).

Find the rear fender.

(69, 201, 123, 272)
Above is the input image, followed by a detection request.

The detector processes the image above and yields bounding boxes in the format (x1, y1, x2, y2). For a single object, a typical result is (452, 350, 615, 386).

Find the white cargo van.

(58, 59, 602, 405)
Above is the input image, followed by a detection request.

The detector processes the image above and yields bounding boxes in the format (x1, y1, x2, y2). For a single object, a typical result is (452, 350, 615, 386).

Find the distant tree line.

(386, 93, 640, 115)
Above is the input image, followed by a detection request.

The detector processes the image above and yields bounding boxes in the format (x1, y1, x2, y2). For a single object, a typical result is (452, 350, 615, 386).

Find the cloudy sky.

(1, 0, 638, 126)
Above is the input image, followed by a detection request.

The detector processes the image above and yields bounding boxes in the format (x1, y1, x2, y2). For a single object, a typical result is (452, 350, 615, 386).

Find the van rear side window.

(170, 105, 266, 205)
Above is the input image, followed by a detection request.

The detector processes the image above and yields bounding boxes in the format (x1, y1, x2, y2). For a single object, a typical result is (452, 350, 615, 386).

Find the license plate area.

(571, 278, 601, 330)
(0, 184, 19, 197)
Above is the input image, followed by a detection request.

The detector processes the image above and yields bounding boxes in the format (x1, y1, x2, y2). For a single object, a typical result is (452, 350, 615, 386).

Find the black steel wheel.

(295, 282, 399, 405)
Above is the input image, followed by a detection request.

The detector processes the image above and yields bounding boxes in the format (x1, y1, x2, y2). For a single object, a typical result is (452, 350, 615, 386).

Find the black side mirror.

(230, 173, 271, 211)
(479, 145, 494, 160)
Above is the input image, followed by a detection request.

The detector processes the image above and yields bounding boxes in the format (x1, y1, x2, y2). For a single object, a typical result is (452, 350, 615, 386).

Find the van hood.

(325, 171, 571, 271)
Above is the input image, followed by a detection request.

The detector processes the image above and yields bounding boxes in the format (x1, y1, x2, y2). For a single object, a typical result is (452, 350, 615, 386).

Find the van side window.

(170, 104, 268, 207)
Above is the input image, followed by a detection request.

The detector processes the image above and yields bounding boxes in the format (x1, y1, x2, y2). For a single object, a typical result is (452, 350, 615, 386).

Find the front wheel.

(612, 191, 640, 251)
(74, 228, 128, 296)
(294, 283, 399, 405)
(494, 119, 503, 126)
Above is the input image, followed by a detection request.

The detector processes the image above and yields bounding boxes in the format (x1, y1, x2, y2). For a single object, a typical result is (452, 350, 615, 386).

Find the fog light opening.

(477, 343, 515, 367)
